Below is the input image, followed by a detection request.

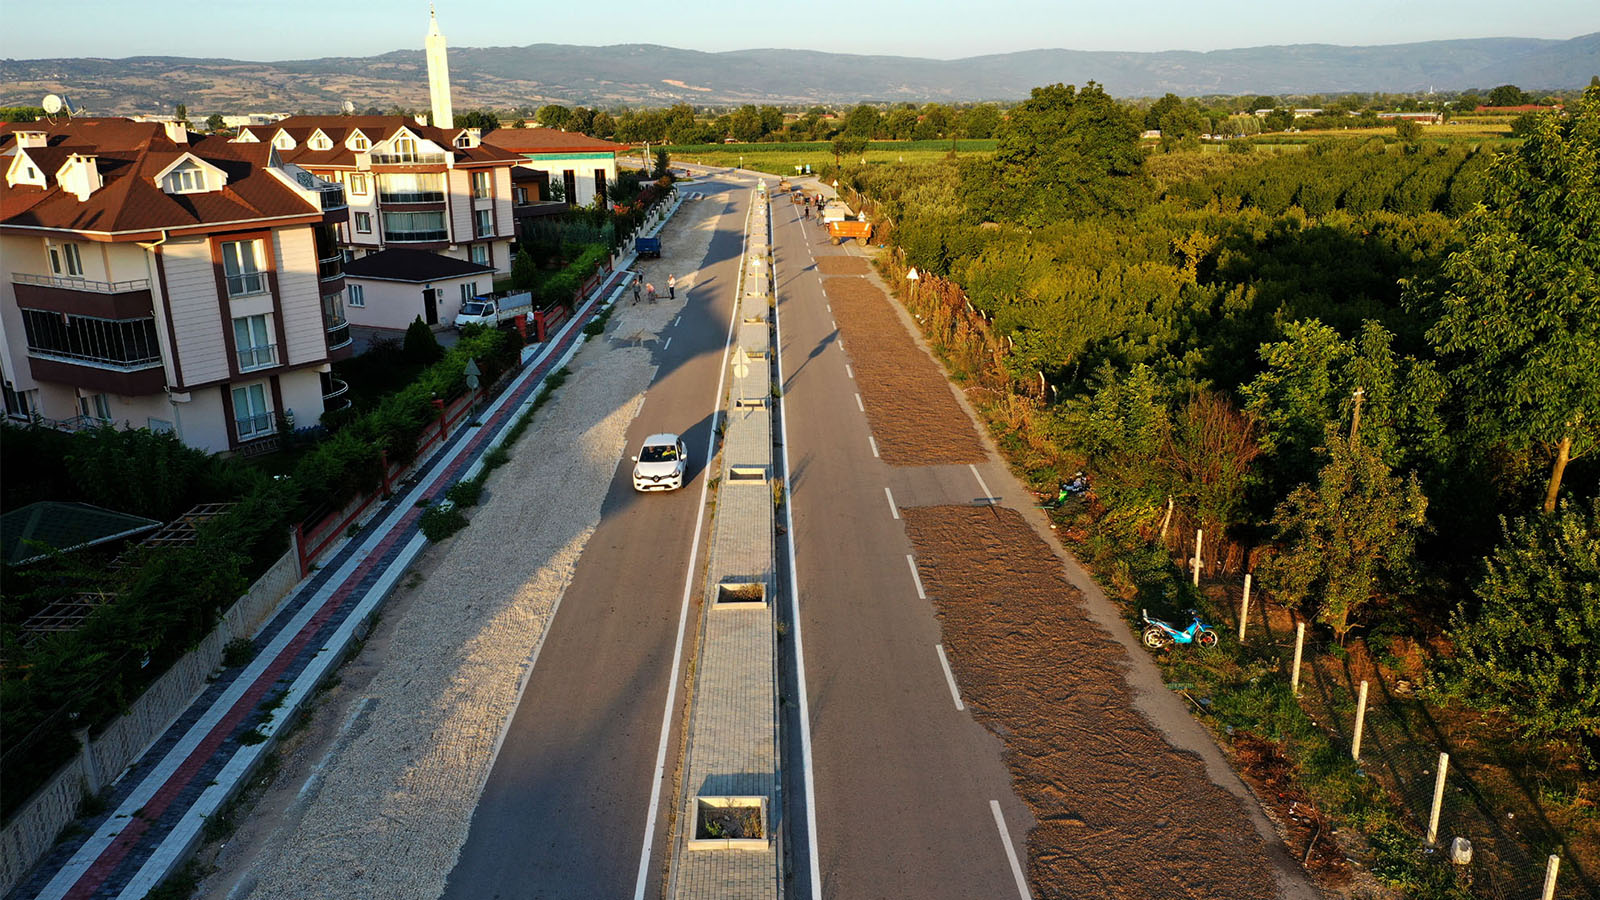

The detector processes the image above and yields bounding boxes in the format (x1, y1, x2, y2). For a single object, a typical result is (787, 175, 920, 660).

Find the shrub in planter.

(419, 501, 468, 541)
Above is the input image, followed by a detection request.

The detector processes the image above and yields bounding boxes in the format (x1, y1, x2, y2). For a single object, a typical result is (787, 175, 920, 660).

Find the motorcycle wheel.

(1142, 626, 1170, 649)
(1197, 629, 1220, 649)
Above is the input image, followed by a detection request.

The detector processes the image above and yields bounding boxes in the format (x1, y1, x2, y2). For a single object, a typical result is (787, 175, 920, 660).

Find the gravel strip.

(239, 199, 724, 900)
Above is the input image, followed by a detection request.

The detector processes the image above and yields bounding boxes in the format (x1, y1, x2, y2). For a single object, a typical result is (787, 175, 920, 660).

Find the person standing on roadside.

(668, 274, 676, 300)
(632, 278, 641, 305)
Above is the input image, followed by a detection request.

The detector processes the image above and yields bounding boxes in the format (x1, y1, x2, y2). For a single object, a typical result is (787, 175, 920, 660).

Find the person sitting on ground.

(646, 283, 657, 303)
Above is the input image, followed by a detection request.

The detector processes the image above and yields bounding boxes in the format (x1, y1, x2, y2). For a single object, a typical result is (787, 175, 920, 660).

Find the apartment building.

(1, 117, 352, 453)
(234, 116, 521, 275)
(480, 127, 628, 209)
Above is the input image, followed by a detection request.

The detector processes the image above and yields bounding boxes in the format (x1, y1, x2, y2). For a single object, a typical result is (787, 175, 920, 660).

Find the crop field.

(663, 139, 997, 175)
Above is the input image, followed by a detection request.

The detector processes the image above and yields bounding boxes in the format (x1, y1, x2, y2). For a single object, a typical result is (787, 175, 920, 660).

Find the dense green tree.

(959, 82, 1145, 226)
(456, 108, 499, 134)
(958, 104, 1002, 139)
(1455, 91, 1483, 112)
(511, 248, 537, 291)
(568, 106, 595, 135)
(758, 105, 784, 135)
(843, 104, 881, 137)
(1248, 95, 1277, 112)
(589, 110, 616, 139)
(1263, 108, 1295, 132)
(1146, 93, 1184, 131)
(204, 113, 226, 132)
(403, 316, 443, 364)
(885, 107, 918, 140)
(1423, 86, 1600, 512)
(1263, 424, 1429, 642)
(0, 106, 45, 122)
(1440, 497, 1600, 763)
(1487, 84, 1531, 107)
(1393, 118, 1423, 144)
(729, 105, 764, 142)
(536, 104, 572, 129)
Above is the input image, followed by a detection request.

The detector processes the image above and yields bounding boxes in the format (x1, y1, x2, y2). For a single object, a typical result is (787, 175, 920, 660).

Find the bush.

(445, 479, 483, 507)
(419, 502, 468, 541)
(403, 316, 443, 364)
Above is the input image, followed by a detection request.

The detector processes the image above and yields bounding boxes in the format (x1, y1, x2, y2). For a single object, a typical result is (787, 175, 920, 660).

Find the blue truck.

(636, 235, 661, 258)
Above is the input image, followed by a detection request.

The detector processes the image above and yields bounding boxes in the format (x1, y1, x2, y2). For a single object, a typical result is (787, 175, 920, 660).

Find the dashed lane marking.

(935, 645, 965, 711)
(885, 487, 899, 520)
(907, 554, 926, 600)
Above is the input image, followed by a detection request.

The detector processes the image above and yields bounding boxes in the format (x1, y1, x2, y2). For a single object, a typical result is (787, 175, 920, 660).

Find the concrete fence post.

(1541, 855, 1560, 900)
(1290, 622, 1305, 695)
(1427, 751, 1449, 845)
(1238, 573, 1253, 643)
(1191, 528, 1204, 586)
(73, 727, 101, 794)
(1352, 679, 1370, 761)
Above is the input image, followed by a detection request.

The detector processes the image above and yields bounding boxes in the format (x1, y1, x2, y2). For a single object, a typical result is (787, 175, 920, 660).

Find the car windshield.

(459, 301, 487, 315)
(639, 444, 678, 463)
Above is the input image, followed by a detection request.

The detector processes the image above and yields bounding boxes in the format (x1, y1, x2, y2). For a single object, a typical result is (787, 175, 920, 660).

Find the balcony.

(321, 374, 351, 411)
(370, 151, 448, 166)
(235, 411, 276, 441)
(383, 228, 449, 243)
(12, 274, 154, 319)
(325, 319, 352, 351)
(237, 343, 279, 372)
(378, 190, 446, 204)
(318, 254, 345, 282)
(293, 170, 347, 212)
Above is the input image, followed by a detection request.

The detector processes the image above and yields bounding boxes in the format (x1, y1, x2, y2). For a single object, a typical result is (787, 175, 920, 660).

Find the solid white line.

(969, 464, 996, 505)
(632, 183, 749, 900)
(662, 336, 673, 351)
(885, 487, 899, 520)
(992, 800, 1034, 899)
(845, 363, 854, 379)
(855, 393, 864, 413)
(869, 436, 879, 458)
(772, 190, 824, 899)
(935, 645, 965, 711)
(907, 554, 926, 600)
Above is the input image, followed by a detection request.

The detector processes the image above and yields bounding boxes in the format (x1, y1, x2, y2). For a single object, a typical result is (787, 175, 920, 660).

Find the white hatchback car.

(632, 433, 688, 492)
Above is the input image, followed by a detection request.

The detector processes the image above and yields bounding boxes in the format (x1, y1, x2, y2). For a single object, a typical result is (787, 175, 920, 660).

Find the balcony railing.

(21, 310, 163, 370)
(237, 343, 278, 371)
(325, 320, 352, 350)
(370, 151, 448, 166)
(13, 274, 151, 294)
(383, 229, 449, 243)
(378, 190, 446, 204)
(38, 414, 114, 433)
(322, 375, 351, 411)
(319, 184, 348, 212)
(235, 412, 276, 440)
(318, 255, 344, 281)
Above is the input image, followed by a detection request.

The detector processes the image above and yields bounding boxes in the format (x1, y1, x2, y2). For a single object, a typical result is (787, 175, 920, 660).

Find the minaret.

(425, 5, 454, 129)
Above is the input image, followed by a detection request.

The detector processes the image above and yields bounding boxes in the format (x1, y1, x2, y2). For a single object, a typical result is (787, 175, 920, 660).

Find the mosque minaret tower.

(425, 5, 454, 129)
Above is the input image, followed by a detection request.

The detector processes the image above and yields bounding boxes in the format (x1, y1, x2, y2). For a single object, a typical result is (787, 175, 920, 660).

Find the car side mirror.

(631, 456, 638, 462)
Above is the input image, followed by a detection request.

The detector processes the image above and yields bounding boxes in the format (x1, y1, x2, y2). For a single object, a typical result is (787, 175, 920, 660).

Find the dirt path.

(197, 199, 726, 900)
(904, 505, 1282, 900)
(822, 274, 985, 465)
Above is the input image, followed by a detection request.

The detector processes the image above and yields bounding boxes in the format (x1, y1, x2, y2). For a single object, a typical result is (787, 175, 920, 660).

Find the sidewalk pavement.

(8, 264, 638, 900)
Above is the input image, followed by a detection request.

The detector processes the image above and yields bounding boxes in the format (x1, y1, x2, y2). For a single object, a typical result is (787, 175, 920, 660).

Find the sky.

(0, 0, 1594, 61)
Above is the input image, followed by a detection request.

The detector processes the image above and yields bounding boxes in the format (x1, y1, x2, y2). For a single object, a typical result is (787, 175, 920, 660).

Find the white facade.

(426, 9, 454, 130)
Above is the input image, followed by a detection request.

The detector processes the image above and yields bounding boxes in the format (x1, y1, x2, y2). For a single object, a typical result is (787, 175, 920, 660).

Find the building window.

(471, 171, 491, 199)
(167, 164, 207, 193)
(470, 243, 489, 266)
(377, 173, 445, 203)
(455, 133, 472, 148)
(475, 209, 493, 237)
(49, 242, 85, 277)
(595, 169, 607, 203)
(348, 283, 365, 307)
(4, 383, 38, 420)
(310, 134, 332, 150)
(20, 309, 162, 368)
(148, 417, 175, 434)
(355, 212, 372, 233)
(232, 383, 273, 439)
(221, 239, 267, 297)
(380, 210, 447, 242)
(513, 186, 529, 205)
(273, 133, 294, 149)
(394, 137, 417, 159)
(79, 393, 111, 423)
(459, 281, 479, 303)
(350, 133, 370, 151)
(233, 314, 276, 370)
(348, 173, 369, 196)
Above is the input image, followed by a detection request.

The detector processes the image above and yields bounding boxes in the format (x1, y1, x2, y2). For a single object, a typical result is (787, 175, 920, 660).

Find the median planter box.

(688, 796, 769, 850)
(715, 582, 767, 609)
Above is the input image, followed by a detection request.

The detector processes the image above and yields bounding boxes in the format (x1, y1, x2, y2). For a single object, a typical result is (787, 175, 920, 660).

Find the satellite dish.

(42, 94, 63, 114)
(342, 100, 355, 115)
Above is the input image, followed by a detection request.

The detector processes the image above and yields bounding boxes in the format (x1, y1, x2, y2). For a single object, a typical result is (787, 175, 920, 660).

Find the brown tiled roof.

(481, 128, 629, 155)
(266, 115, 521, 167)
(1, 118, 325, 237)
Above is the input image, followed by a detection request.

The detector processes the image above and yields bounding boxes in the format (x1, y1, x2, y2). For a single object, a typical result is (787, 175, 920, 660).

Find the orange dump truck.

(826, 219, 873, 245)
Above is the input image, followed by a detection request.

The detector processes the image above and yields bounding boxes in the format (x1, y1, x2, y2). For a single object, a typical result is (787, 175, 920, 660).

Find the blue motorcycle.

(1141, 608, 1219, 650)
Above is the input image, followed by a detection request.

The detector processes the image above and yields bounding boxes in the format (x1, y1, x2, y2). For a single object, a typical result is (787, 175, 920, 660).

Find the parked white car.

(632, 433, 688, 492)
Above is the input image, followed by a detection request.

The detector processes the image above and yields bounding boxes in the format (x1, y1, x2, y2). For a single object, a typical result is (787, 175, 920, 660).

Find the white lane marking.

(838, 339, 845, 352)
(854, 393, 864, 412)
(632, 395, 645, 420)
(826, 304, 832, 313)
(772, 192, 825, 900)
(907, 554, 926, 600)
(869, 436, 879, 458)
(845, 363, 854, 379)
(885, 487, 899, 520)
(970, 464, 996, 505)
(935, 645, 965, 711)
(633, 184, 750, 900)
(992, 800, 1034, 899)
(831, 319, 837, 329)
(662, 336, 673, 351)
(672, 315, 681, 327)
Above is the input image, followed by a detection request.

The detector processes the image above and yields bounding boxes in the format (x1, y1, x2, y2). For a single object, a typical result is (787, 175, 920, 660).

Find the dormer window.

(166, 163, 209, 193)
(349, 133, 370, 151)
(273, 133, 295, 150)
(309, 133, 332, 151)
(454, 133, 472, 148)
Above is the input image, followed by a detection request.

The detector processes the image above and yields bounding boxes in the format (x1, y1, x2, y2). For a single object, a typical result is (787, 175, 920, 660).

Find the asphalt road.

(771, 191, 1034, 899)
(440, 178, 749, 900)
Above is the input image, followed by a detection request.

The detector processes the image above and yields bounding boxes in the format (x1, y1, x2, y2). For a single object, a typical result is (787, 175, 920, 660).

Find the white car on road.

(632, 433, 688, 492)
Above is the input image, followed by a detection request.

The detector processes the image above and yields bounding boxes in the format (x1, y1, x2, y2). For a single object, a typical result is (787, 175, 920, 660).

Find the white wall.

(162, 237, 229, 385)
(513, 156, 617, 207)
(279, 369, 326, 429)
(345, 274, 480, 332)
(446, 169, 473, 244)
(272, 228, 327, 366)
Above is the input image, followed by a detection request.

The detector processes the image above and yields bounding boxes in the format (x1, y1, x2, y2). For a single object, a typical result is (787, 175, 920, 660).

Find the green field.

(663, 139, 997, 176)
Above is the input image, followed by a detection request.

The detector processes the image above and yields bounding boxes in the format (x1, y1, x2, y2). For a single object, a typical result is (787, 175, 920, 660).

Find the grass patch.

(221, 637, 255, 668)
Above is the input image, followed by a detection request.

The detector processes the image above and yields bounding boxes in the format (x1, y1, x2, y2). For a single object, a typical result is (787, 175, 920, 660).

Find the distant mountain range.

(2, 34, 1595, 114)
